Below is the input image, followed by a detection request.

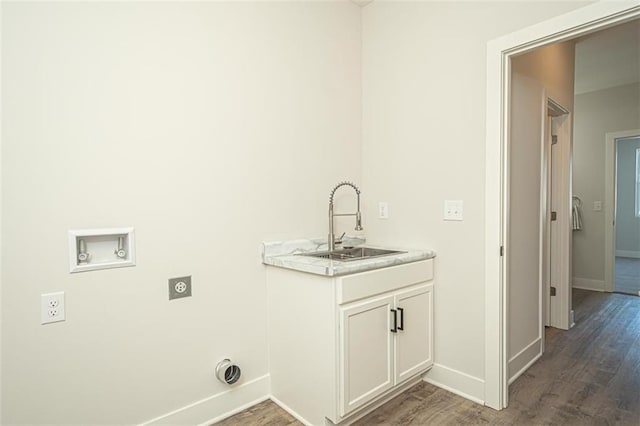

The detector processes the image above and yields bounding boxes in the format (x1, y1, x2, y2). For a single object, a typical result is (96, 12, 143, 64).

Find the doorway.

(506, 82, 571, 387)
(485, 2, 640, 411)
(604, 133, 640, 295)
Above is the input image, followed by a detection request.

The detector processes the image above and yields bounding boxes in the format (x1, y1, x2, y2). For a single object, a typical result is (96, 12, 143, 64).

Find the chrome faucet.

(328, 181, 363, 252)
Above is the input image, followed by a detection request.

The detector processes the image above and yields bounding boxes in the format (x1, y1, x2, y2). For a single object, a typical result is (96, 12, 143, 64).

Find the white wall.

(615, 137, 640, 255)
(361, 0, 588, 400)
(1, 2, 362, 424)
(573, 82, 640, 285)
(511, 42, 576, 112)
(508, 41, 575, 379)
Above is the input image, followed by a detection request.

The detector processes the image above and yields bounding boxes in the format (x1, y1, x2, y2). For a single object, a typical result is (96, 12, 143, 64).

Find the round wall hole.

(224, 365, 241, 384)
(215, 359, 241, 385)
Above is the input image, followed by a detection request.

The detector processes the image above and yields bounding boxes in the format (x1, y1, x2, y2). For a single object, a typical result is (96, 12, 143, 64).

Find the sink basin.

(298, 247, 406, 262)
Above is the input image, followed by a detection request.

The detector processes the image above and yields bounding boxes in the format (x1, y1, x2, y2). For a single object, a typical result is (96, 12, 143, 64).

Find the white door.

(549, 115, 561, 325)
(394, 285, 433, 384)
(339, 295, 394, 416)
(547, 108, 572, 330)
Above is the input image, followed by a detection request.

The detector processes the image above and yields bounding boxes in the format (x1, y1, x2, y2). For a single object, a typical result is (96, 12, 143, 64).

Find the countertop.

(262, 236, 436, 277)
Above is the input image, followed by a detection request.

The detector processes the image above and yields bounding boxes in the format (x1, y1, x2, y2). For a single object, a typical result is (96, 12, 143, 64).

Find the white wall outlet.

(41, 292, 65, 324)
(593, 201, 602, 211)
(378, 202, 389, 219)
(444, 200, 464, 221)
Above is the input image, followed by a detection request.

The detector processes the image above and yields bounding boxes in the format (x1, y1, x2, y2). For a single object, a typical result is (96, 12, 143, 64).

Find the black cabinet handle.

(398, 307, 404, 331)
(390, 309, 398, 333)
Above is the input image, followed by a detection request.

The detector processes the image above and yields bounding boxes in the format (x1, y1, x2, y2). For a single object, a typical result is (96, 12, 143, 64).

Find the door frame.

(484, 1, 640, 410)
(605, 129, 640, 292)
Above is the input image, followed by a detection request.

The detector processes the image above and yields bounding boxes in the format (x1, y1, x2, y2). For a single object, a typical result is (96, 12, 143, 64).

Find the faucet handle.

(335, 232, 346, 245)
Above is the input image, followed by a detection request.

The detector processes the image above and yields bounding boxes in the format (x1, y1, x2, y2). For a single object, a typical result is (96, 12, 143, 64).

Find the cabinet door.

(394, 285, 433, 384)
(339, 295, 395, 416)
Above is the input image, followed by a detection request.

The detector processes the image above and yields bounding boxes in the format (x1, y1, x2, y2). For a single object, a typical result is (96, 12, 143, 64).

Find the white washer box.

(68, 227, 136, 273)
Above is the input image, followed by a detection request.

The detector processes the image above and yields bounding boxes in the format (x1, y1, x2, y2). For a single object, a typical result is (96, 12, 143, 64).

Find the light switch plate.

(169, 276, 192, 300)
(593, 201, 602, 211)
(378, 202, 389, 219)
(444, 200, 464, 221)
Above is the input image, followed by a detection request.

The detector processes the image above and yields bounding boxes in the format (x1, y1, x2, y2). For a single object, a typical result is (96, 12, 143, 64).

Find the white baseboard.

(508, 337, 542, 384)
(572, 277, 605, 292)
(339, 376, 423, 425)
(423, 363, 484, 405)
(272, 376, 423, 426)
(269, 395, 314, 426)
(616, 250, 640, 259)
(140, 374, 270, 426)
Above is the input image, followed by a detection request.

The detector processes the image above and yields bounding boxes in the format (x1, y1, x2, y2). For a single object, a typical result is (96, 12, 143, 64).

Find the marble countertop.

(262, 236, 436, 277)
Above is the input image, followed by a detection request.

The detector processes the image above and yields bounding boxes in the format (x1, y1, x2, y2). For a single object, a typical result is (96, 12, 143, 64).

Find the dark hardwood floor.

(216, 289, 640, 425)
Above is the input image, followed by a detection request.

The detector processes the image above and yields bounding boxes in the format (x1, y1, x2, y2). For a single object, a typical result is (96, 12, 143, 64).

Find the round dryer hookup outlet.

(215, 358, 241, 385)
(175, 281, 187, 294)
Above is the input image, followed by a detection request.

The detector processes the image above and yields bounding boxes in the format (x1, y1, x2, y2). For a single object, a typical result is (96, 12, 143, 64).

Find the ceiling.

(574, 19, 640, 95)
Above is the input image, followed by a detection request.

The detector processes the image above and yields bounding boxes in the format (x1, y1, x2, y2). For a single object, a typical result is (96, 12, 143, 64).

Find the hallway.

(218, 289, 640, 425)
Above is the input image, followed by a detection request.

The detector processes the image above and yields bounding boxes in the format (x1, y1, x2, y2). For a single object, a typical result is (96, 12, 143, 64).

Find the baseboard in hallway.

(572, 277, 605, 292)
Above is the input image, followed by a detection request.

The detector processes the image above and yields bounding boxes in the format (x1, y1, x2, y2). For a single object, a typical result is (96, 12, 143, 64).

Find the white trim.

(271, 376, 423, 426)
(636, 147, 640, 217)
(605, 129, 640, 292)
(616, 250, 640, 258)
(0, 2, 3, 420)
(508, 337, 542, 384)
(485, 33, 508, 412)
(140, 374, 270, 426)
(423, 363, 485, 405)
(269, 395, 314, 426)
(572, 277, 606, 292)
(485, 0, 640, 411)
(570, 309, 575, 329)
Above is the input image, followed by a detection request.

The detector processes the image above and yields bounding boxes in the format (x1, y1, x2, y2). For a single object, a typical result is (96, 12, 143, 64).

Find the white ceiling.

(574, 19, 640, 95)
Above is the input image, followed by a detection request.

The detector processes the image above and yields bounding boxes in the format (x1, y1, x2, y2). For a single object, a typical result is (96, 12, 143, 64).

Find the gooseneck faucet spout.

(328, 181, 363, 252)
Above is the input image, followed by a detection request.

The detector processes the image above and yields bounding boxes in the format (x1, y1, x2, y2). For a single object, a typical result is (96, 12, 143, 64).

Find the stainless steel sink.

(298, 247, 406, 262)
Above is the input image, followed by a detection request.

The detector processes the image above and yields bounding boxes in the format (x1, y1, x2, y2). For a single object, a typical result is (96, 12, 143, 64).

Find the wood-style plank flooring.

(216, 289, 640, 425)
(615, 256, 640, 295)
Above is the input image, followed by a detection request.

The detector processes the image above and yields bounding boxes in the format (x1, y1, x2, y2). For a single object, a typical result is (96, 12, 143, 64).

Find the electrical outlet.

(593, 201, 602, 211)
(378, 202, 389, 219)
(41, 292, 65, 324)
(169, 276, 192, 300)
(444, 200, 464, 221)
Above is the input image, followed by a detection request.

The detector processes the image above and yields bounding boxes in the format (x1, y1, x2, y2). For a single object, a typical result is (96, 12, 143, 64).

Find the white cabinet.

(267, 259, 434, 425)
(339, 285, 433, 416)
(394, 286, 433, 384)
(339, 295, 395, 415)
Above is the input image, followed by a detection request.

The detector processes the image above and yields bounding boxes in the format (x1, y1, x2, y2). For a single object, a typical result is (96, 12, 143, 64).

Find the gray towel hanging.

(572, 196, 582, 231)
